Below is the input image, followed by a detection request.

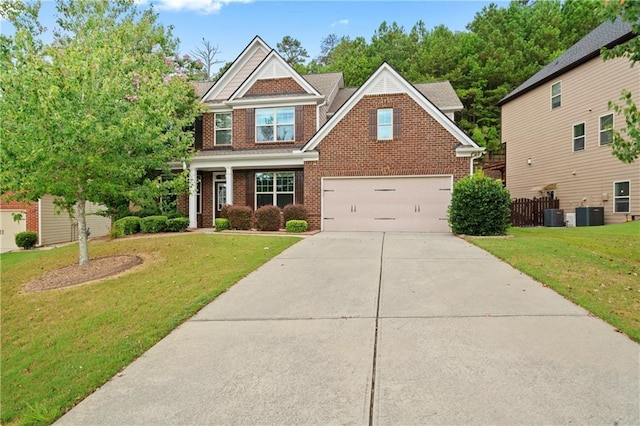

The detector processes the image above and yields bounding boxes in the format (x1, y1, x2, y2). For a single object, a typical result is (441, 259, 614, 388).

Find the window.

(196, 178, 202, 214)
(217, 183, 226, 211)
(573, 123, 585, 151)
(551, 81, 561, 109)
(214, 113, 232, 145)
(377, 108, 393, 140)
(256, 172, 294, 208)
(256, 107, 294, 142)
(614, 181, 630, 213)
(599, 114, 613, 146)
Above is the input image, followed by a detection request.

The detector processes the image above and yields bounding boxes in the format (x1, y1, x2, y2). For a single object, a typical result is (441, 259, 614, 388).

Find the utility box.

(544, 209, 565, 227)
(575, 207, 604, 226)
(565, 213, 576, 227)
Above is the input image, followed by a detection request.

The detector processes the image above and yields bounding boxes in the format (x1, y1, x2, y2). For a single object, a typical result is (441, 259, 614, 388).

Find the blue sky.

(1, 1, 509, 72)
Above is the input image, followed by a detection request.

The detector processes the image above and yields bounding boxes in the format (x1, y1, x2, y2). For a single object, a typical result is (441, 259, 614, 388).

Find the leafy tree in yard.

(601, 0, 640, 163)
(0, 0, 202, 265)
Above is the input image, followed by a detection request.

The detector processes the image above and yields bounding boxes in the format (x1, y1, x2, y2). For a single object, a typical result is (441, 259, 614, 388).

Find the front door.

(215, 182, 227, 219)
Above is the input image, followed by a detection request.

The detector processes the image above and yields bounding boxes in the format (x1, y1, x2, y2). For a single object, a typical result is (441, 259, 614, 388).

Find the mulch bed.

(23, 255, 143, 293)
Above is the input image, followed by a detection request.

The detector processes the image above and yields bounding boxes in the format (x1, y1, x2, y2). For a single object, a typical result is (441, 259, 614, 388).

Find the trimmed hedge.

(286, 220, 308, 233)
(113, 216, 141, 236)
(215, 218, 230, 231)
(140, 215, 168, 233)
(448, 172, 511, 236)
(227, 206, 253, 230)
(15, 231, 37, 249)
(283, 204, 308, 223)
(219, 205, 229, 219)
(166, 217, 190, 232)
(255, 205, 282, 231)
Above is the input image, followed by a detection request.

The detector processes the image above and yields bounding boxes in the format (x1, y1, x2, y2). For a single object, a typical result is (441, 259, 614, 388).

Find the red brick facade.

(244, 77, 306, 97)
(303, 94, 470, 229)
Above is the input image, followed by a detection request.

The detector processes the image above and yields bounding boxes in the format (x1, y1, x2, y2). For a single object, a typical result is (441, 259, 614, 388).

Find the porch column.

(188, 166, 198, 228)
(225, 166, 234, 206)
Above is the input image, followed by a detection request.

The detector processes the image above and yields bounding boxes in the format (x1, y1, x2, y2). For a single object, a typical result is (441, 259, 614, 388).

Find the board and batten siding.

(502, 56, 640, 224)
(40, 195, 111, 245)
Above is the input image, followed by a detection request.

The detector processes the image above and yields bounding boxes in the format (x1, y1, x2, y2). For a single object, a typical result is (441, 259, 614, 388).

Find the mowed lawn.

(467, 222, 640, 342)
(1, 233, 300, 425)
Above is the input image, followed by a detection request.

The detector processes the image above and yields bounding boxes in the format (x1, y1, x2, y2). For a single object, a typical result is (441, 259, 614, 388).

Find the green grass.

(467, 222, 640, 342)
(1, 233, 300, 425)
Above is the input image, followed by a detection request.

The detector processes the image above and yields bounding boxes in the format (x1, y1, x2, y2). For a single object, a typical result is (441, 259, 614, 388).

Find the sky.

(1, 0, 510, 73)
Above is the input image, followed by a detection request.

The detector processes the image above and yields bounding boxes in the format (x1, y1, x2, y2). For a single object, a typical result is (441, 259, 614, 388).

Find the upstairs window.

(256, 107, 295, 142)
(377, 108, 393, 140)
(614, 181, 630, 213)
(551, 81, 561, 109)
(599, 114, 614, 145)
(214, 113, 232, 145)
(573, 123, 585, 152)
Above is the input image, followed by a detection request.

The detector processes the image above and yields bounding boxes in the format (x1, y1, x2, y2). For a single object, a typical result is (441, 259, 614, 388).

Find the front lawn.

(1, 233, 299, 425)
(467, 222, 640, 342)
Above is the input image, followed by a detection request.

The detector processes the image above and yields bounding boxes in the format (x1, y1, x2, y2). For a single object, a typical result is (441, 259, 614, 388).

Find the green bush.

(113, 216, 141, 236)
(255, 205, 282, 231)
(227, 206, 253, 230)
(166, 217, 190, 232)
(15, 231, 37, 249)
(283, 204, 308, 223)
(166, 210, 185, 219)
(109, 227, 124, 239)
(219, 204, 229, 219)
(140, 215, 168, 233)
(448, 172, 511, 236)
(215, 218, 230, 231)
(286, 220, 308, 233)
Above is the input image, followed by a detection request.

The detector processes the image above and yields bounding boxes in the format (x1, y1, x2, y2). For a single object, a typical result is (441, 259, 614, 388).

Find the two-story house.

(180, 36, 483, 232)
(499, 19, 639, 224)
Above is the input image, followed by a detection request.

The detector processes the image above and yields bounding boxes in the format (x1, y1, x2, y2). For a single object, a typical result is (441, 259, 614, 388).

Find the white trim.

(190, 151, 318, 170)
(188, 167, 198, 228)
(572, 121, 586, 152)
(598, 112, 614, 146)
(377, 108, 393, 140)
(255, 171, 295, 209)
(255, 106, 295, 143)
(229, 51, 322, 101)
(613, 180, 631, 213)
(551, 80, 562, 110)
(213, 112, 233, 146)
(225, 95, 323, 107)
(302, 63, 482, 154)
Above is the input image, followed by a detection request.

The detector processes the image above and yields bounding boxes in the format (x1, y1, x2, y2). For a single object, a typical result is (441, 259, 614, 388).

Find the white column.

(225, 166, 234, 206)
(188, 166, 198, 228)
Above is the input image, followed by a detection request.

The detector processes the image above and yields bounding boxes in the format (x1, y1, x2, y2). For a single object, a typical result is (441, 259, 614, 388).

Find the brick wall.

(1, 198, 39, 233)
(233, 170, 248, 207)
(202, 113, 214, 149)
(303, 93, 470, 229)
(245, 77, 305, 96)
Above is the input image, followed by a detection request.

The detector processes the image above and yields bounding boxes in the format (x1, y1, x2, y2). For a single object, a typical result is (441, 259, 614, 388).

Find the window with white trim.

(599, 113, 613, 146)
(573, 122, 585, 151)
(614, 181, 630, 213)
(551, 81, 561, 109)
(256, 172, 294, 208)
(214, 113, 232, 145)
(256, 107, 294, 142)
(377, 108, 393, 140)
(196, 178, 202, 214)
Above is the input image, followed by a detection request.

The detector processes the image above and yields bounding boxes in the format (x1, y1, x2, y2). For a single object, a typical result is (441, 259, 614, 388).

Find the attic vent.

(259, 60, 290, 79)
(366, 74, 403, 95)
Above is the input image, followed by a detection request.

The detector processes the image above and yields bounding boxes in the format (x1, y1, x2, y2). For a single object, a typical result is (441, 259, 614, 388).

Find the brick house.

(180, 36, 483, 232)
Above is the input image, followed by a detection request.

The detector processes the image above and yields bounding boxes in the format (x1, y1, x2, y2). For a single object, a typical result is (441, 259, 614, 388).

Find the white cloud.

(330, 19, 349, 27)
(152, 0, 252, 15)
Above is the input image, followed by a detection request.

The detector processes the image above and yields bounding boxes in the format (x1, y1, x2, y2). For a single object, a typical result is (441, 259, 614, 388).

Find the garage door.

(322, 176, 452, 232)
(1, 210, 26, 253)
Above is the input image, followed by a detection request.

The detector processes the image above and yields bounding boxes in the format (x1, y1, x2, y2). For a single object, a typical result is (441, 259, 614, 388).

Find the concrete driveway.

(57, 232, 639, 425)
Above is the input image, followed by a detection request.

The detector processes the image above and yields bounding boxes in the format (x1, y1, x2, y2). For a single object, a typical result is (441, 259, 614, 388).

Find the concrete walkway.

(57, 232, 639, 425)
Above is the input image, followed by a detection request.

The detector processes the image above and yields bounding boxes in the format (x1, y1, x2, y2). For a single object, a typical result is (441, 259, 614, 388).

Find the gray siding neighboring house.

(499, 19, 640, 224)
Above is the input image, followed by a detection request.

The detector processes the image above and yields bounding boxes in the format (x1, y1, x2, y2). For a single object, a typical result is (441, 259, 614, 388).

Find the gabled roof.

(499, 18, 634, 106)
(301, 62, 482, 156)
(302, 72, 344, 98)
(194, 81, 215, 98)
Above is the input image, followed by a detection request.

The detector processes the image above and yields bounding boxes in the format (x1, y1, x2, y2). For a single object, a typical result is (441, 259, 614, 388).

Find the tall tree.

(318, 33, 339, 65)
(0, 0, 202, 265)
(190, 38, 223, 80)
(277, 35, 309, 66)
(601, 0, 640, 163)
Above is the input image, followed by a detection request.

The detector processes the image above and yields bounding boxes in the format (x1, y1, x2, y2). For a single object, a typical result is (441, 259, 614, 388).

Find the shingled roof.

(498, 18, 634, 106)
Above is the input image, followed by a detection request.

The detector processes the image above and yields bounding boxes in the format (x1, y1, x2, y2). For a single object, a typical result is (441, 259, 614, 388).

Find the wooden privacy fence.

(510, 197, 560, 227)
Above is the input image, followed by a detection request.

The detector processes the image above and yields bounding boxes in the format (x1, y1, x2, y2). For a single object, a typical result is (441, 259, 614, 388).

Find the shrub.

(227, 206, 253, 230)
(255, 205, 282, 231)
(219, 204, 229, 219)
(113, 216, 141, 236)
(15, 231, 37, 249)
(140, 215, 168, 233)
(109, 227, 124, 239)
(132, 206, 162, 218)
(166, 210, 185, 219)
(448, 172, 511, 236)
(286, 220, 308, 233)
(166, 217, 190, 232)
(215, 218, 230, 231)
(283, 204, 308, 223)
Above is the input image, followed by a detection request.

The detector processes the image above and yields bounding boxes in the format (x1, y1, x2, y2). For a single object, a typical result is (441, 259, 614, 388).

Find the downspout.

(316, 98, 327, 132)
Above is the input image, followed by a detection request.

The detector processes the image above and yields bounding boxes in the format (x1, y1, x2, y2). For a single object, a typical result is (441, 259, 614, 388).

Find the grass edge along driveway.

(467, 222, 640, 343)
(1, 233, 300, 426)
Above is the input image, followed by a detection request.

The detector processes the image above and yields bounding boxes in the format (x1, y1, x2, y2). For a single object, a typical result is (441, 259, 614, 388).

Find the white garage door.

(322, 176, 452, 232)
(1, 210, 27, 253)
